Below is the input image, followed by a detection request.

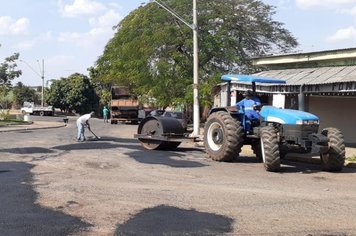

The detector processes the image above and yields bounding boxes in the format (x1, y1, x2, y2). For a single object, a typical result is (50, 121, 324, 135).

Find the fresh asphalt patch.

(0, 147, 55, 155)
(0, 162, 92, 235)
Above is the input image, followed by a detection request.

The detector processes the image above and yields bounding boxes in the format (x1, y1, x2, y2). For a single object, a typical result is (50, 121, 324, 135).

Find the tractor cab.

(212, 74, 286, 134)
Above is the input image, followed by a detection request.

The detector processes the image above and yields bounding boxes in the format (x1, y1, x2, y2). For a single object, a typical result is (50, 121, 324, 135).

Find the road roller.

(134, 115, 199, 150)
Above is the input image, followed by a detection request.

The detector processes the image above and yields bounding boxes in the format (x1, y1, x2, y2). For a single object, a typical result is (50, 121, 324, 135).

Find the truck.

(20, 102, 54, 116)
(135, 74, 345, 172)
(110, 86, 147, 124)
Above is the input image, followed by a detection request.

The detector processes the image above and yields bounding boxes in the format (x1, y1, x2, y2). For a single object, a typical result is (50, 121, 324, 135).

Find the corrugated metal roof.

(254, 66, 356, 85)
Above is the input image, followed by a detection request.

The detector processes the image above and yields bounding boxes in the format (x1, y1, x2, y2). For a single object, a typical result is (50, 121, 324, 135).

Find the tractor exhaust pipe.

(227, 81, 231, 106)
(298, 84, 305, 111)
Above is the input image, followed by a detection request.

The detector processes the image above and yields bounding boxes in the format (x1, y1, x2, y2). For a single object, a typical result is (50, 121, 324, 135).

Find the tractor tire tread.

(204, 111, 244, 162)
(321, 127, 345, 171)
(260, 126, 281, 172)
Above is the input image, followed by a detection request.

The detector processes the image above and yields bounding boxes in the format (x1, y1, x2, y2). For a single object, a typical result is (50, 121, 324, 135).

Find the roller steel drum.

(137, 116, 185, 150)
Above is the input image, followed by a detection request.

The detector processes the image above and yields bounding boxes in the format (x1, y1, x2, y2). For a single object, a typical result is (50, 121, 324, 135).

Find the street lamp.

(150, 0, 200, 136)
(20, 59, 45, 107)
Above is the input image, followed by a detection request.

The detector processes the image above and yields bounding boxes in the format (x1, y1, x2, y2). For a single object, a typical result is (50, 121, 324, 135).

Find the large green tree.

(0, 44, 22, 108)
(93, 0, 297, 108)
(12, 82, 40, 108)
(46, 73, 99, 114)
(0, 52, 21, 87)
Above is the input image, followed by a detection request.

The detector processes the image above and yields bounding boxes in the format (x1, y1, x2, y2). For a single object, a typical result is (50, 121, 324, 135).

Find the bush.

(0, 109, 10, 120)
(346, 155, 356, 162)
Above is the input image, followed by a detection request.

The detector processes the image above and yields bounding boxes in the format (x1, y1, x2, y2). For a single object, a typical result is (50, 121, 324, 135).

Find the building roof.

(252, 47, 356, 66)
(253, 66, 356, 85)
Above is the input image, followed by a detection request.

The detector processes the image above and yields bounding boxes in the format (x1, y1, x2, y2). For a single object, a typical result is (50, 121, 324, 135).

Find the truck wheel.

(320, 128, 345, 172)
(39, 111, 44, 116)
(204, 111, 244, 162)
(260, 126, 280, 172)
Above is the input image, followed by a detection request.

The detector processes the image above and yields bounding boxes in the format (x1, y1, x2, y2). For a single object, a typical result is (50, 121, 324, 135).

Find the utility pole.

(192, 0, 200, 136)
(151, 0, 200, 136)
(20, 59, 45, 107)
(40, 59, 45, 107)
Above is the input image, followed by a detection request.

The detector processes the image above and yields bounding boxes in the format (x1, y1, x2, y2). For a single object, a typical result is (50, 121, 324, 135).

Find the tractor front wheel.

(204, 111, 244, 162)
(320, 128, 345, 171)
(260, 126, 281, 172)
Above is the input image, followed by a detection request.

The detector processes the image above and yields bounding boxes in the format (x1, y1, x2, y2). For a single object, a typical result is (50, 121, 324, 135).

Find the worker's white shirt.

(77, 114, 91, 125)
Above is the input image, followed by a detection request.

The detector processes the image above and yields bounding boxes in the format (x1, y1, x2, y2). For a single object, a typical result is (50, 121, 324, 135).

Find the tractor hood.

(260, 106, 319, 125)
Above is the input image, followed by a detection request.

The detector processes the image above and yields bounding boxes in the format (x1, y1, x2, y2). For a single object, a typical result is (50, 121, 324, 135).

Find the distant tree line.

(0, 44, 99, 114)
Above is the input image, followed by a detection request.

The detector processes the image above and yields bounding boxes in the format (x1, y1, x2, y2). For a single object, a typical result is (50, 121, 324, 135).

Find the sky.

(0, 0, 356, 86)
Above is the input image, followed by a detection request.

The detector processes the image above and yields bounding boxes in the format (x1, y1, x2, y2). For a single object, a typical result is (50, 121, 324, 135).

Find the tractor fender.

(208, 106, 240, 116)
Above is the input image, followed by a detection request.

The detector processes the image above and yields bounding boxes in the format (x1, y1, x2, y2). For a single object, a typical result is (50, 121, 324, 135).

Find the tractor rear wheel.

(320, 128, 345, 171)
(260, 126, 281, 172)
(204, 111, 244, 162)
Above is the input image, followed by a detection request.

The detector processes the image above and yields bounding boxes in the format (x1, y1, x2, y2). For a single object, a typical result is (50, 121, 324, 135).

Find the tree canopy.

(12, 82, 40, 108)
(0, 52, 21, 88)
(0, 44, 22, 108)
(46, 73, 99, 114)
(93, 0, 298, 108)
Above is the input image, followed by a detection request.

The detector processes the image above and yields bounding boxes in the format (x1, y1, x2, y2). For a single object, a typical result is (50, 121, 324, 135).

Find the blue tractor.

(204, 74, 345, 172)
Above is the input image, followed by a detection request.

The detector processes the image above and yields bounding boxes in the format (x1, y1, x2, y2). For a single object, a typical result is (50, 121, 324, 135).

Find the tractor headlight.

(296, 120, 319, 125)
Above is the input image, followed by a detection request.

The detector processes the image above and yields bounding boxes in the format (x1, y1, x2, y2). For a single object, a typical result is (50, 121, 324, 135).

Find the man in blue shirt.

(236, 90, 261, 132)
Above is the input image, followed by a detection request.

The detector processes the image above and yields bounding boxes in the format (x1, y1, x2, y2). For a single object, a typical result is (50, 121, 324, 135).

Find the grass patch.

(0, 119, 30, 126)
(346, 155, 356, 162)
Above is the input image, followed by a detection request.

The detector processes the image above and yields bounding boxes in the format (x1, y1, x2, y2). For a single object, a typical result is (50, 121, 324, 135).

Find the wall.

(308, 96, 356, 145)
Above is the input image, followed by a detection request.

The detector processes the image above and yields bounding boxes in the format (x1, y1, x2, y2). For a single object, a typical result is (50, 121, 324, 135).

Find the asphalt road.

(1, 116, 356, 235)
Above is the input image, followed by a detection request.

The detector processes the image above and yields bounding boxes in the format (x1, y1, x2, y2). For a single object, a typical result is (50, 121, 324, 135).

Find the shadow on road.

(280, 160, 356, 174)
(127, 148, 208, 168)
(90, 136, 140, 144)
(0, 147, 55, 154)
(114, 205, 234, 236)
(235, 155, 325, 173)
(235, 155, 261, 163)
(0, 162, 91, 235)
(53, 142, 121, 151)
(174, 147, 206, 153)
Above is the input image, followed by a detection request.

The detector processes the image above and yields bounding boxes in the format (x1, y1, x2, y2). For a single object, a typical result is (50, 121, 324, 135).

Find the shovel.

(88, 128, 101, 140)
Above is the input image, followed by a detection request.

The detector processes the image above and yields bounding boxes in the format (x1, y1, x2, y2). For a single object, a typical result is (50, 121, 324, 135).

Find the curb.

(345, 161, 356, 168)
(284, 155, 356, 169)
(0, 123, 67, 133)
